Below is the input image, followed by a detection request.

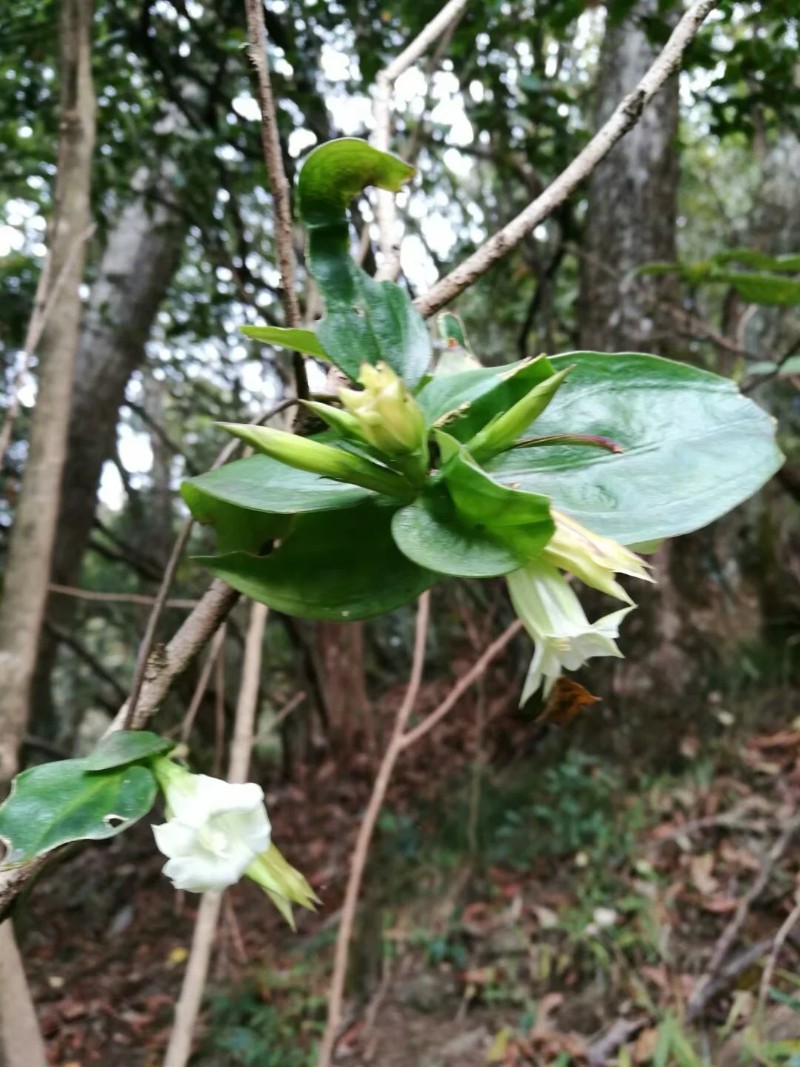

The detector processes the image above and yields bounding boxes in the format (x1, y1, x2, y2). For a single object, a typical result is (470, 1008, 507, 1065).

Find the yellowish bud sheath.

(467, 366, 572, 462)
(217, 422, 413, 498)
(544, 509, 654, 602)
(338, 362, 429, 484)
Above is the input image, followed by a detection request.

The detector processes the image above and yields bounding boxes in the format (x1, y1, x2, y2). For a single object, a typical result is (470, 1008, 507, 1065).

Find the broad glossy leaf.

(392, 488, 523, 577)
(182, 454, 373, 519)
(313, 252, 432, 385)
(182, 479, 291, 553)
(0, 760, 156, 866)
(488, 352, 783, 544)
(83, 731, 174, 772)
(240, 325, 329, 360)
(440, 435, 554, 557)
(297, 139, 431, 385)
(197, 501, 434, 620)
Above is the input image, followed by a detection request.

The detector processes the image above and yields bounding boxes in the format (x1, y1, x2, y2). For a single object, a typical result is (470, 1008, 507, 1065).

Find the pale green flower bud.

(246, 843, 320, 929)
(466, 366, 572, 462)
(339, 362, 427, 460)
(218, 422, 412, 498)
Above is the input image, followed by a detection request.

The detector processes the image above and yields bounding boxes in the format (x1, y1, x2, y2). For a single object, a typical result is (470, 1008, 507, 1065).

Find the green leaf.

(182, 479, 292, 554)
(217, 423, 413, 498)
(0, 760, 157, 866)
(487, 352, 783, 544)
(297, 137, 414, 226)
(197, 501, 434, 620)
(297, 138, 431, 386)
(714, 249, 800, 273)
(392, 488, 524, 577)
(779, 355, 800, 375)
(716, 270, 800, 306)
(746, 360, 779, 376)
(181, 454, 374, 519)
(416, 356, 555, 438)
(439, 432, 554, 557)
(240, 325, 330, 361)
(83, 731, 174, 772)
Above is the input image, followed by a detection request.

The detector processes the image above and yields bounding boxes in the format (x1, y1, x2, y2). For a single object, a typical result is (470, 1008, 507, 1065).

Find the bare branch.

(164, 602, 268, 1067)
(688, 807, 800, 1014)
(414, 0, 721, 317)
(317, 593, 430, 1067)
(243, 0, 307, 397)
(48, 584, 197, 609)
(373, 0, 470, 281)
(399, 619, 521, 750)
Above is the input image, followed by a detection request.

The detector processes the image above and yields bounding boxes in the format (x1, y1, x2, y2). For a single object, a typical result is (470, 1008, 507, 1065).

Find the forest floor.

(18, 678, 800, 1067)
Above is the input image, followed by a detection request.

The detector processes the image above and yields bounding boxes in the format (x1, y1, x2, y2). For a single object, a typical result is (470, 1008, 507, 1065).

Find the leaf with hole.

(0, 760, 157, 866)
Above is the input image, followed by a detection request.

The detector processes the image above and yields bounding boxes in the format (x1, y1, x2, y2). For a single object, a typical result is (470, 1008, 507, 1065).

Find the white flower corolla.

(151, 762, 271, 893)
(544, 509, 653, 603)
(507, 561, 633, 702)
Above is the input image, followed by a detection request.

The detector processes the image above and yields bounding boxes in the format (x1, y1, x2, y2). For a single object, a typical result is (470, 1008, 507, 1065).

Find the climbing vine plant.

(0, 138, 783, 907)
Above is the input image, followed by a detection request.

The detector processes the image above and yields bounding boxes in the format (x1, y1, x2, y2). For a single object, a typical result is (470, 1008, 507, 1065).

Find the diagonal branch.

(243, 0, 307, 396)
(373, 0, 470, 281)
(413, 0, 721, 317)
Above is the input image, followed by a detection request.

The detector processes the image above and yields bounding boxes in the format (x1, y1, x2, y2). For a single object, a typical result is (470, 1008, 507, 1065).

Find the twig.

(122, 396, 295, 729)
(48, 583, 197, 609)
(686, 937, 773, 1023)
(179, 625, 227, 744)
(587, 1016, 649, 1067)
(399, 619, 521, 751)
(163, 602, 268, 1067)
(123, 520, 194, 727)
(109, 579, 241, 734)
(413, 0, 721, 317)
(758, 895, 800, 1013)
(243, 0, 307, 398)
(688, 809, 800, 1011)
(372, 0, 470, 281)
(316, 593, 431, 1067)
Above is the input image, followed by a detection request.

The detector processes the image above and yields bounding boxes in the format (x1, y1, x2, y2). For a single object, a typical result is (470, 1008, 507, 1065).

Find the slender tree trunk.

(316, 623, 370, 757)
(28, 166, 186, 743)
(578, 0, 679, 353)
(575, 2, 704, 759)
(0, 0, 96, 788)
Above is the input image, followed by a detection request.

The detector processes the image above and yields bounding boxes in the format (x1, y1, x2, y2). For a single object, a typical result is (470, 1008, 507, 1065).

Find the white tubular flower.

(544, 509, 653, 603)
(151, 761, 271, 893)
(507, 561, 633, 703)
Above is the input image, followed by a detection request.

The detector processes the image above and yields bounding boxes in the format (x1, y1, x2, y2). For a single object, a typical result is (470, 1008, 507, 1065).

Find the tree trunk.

(0, 0, 96, 787)
(28, 166, 186, 743)
(315, 622, 371, 757)
(574, 2, 709, 760)
(578, 1, 679, 354)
